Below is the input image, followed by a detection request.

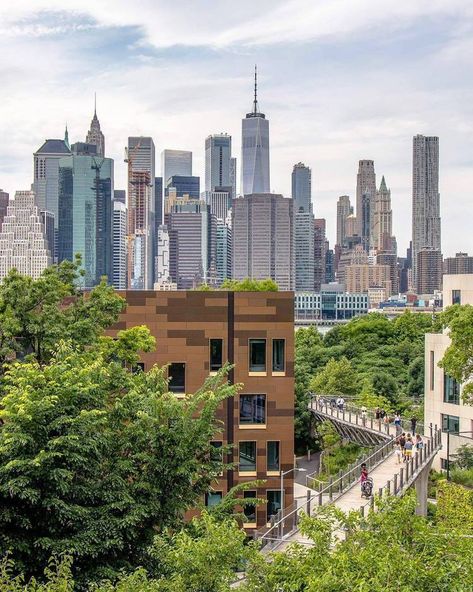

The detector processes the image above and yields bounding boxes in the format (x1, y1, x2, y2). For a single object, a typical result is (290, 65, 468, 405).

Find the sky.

(1, 0, 473, 255)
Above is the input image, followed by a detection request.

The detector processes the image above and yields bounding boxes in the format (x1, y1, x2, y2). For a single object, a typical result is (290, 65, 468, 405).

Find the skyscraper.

(216, 220, 232, 285)
(155, 225, 173, 288)
(372, 176, 394, 252)
(291, 163, 312, 213)
(205, 134, 232, 192)
(127, 137, 155, 289)
(206, 190, 232, 222)
(412, 135, 441, 290)
(232, 193, 293, 290)
(0, 190, 9, 229)
(230, 157, 237, 198)
(58, 143, 114, 287)
(165, 175, 200, 199)
(166, 201, 216, 289)
(161, 149, 192, 186)
(112, 199, 127, 289)
(417, 247, 443, 294)
(33, 135, 71, 259)
(241, 67, 270, 195)
(336, 195, 353, 248)
(292, 162, 314, 291)
(356, 160, 376, 249)
(114, 189, 126, 204)
(314, 218, 327, 291)
(0, 190, 51, 282)
(85, 95, 105, 157)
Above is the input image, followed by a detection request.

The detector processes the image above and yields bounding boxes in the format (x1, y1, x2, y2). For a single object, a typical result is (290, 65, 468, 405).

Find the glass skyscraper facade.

(205, 134, 232, 192)
(58, 145, 113, 287)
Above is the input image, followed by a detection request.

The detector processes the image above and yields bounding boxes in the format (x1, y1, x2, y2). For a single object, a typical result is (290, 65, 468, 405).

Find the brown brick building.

(111, 290, 295, 529)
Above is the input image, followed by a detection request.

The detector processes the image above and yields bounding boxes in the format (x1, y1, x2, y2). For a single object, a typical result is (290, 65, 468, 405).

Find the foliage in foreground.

(439, 304, 473, 403)
(0, 334, 237, 582)
(2, 493, 472, 592)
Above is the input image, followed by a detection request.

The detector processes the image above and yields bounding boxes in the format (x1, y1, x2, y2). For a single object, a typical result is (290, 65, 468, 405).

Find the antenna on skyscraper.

(253, 64, 258, 114)
(94, 92, 97, 116)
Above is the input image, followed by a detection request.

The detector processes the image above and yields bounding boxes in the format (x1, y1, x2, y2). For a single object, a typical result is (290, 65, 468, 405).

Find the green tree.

(371, 371, 398, 402)
(439, 304, 473, 403)
(220, 278, 278, 291)
(242, 495, 473, 591)
(309, 357, 358, 398)
(0, 257, 125, 370)
(0, 335, 236, 582)
(451, 444, 473, 469)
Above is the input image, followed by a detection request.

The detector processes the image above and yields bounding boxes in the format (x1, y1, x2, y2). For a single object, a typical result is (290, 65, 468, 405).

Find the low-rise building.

(424, 274, 473, 470)
(295, 284, 369, 320)
(110, 290, 295, 529)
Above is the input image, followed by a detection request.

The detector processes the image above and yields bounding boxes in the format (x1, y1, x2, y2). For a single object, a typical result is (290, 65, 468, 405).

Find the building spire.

(64, 123, 70, 149)
(94, 92, 97, 117)
(253, 64, 258, 114)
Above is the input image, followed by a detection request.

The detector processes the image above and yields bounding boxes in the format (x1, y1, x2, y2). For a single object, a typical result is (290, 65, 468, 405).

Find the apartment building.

(110, 290, 295, 529)
(424, 274, 473, 469)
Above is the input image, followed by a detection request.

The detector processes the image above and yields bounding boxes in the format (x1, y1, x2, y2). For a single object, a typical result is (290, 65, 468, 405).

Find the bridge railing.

(306, 432, 395, 490)
(310, 395, 425, 437)
(255, 419, 442, 551)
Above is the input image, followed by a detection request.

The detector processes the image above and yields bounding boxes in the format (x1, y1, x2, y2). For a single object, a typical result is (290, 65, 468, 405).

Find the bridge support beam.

(415, 459, 434, 517)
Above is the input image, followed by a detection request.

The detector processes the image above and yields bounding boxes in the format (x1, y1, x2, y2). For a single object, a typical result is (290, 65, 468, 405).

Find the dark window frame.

(239, 441, 257, 473)
(441, 413, 460, 434)
(272, 339, 285, 372)
(452, 289, 461, 305)
(443, 373, 460, 405)
(239, 394, 266, 425)
(267, 441, 280, 472)
(266, 490, 282, 522)
(249, 338, 266, 372)
(243, 490, 257, 523)
(209, 338, 223, 372)
(168, 362, 186, 393)
(205, 491, 223, 507)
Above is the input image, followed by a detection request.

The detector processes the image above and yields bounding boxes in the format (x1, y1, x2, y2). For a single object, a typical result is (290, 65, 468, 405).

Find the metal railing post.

(393, 473, 398, 494)
(378, 486, 383, 498)
(306, 490, 311, 515)
(329, 477, 333, 501)
(400, 467, 404, 488)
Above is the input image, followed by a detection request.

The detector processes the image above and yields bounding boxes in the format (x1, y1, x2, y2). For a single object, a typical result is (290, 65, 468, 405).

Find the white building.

(112, 200, 127, 289)
(424, 274, 473, 469)
(0, 190, 51, 281)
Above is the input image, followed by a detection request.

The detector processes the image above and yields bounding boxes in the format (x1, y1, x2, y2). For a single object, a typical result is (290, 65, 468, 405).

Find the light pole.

(446, 429, 473, 481)
(280, 467, 307, 511)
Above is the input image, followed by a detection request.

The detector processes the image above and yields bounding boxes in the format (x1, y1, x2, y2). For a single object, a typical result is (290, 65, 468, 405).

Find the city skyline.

(1, 1, 473, 255)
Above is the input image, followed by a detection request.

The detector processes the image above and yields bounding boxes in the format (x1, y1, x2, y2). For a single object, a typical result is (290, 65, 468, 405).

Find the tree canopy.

(439, 304, 473, 404)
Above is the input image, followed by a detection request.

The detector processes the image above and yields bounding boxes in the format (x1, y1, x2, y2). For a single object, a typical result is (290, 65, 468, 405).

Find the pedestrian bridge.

(255, 400, 442, 551)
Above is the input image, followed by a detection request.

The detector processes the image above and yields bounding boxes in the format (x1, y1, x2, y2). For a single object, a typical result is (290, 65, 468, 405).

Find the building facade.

(166, 201, 216, 289)
(291, 163, 312, 214)
(444, 253, 473, 275)
(205, 134, 232, 192)
(85, 102, 105, 157)
(232, 193, 293, 291)
(314, 218, 327, 291)
(216, 220, 232, 285)
(161, 149, 192, 186)
(345, 263, 391, 294)
(372, 176, 393, 252)
(412, 135, 441, 290)
(0, 190, 51, 282)
(58, 145, 114, 287)
(109, 290, 294, 528)
(112, 199, 127, 289)
(336, 195, 353, 248)
(295, 286, 369, 320)
(417, 248, 443, 295)
(356, 160, 376, 245)
(166, 175, 200, 199)
(424, 274, 473, 470)
(127, 137, 155, 290)
(294, 212, 315, 291)
(241, 70, 270, 195)
(0, 189, 9, 229)
(205, 190, 232, 222)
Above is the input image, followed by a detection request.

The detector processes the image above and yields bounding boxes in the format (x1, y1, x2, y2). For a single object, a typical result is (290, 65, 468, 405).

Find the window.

(440, 458, 451, 471)
(430, 351, 435, 390)
(210, 339, 223, 372)
(452, 289, 461, 305)
(442, 414, 460, 434)
(240, 394, 266, 425)
(243, 490, 257, 523)
(444, 374, 460, 404)
(272, 339, 285, 372)
(249, 339, 266, 372)
(267, 441, 280, 472)
(239, 441, 257, 472)
(133, 362, 145, 374)
(205, 491, 222, 507)
(168, 362, 185, 393)
(266, 490, 282, 522)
